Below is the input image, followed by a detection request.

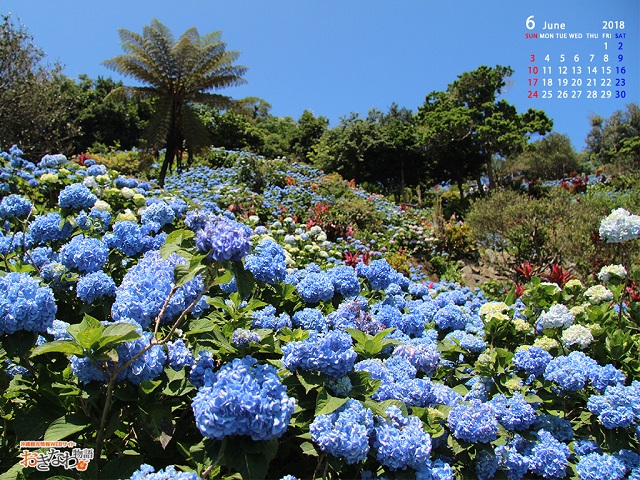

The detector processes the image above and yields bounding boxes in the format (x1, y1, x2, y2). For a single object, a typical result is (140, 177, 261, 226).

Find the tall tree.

(309, 105, 424, 196)
(103, 19, 247, 186)
(417, 65, 552, 192)
(0, 14, 80, 157)
(507, 132, 581, 180)
(586, 103, 639, 170)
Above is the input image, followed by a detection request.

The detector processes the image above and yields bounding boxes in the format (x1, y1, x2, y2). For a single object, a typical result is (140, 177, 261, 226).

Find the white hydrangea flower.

(92, 200, 111, 212)
(513, 318, 533, 333)
(597, 264, 627, 283)
(532, 336, 560, 351)
(537, 304, 574, 329)
(561, 324, 594, 349)
(121, 187, 136, 199)
(584, 285, 614, 305)
(479, 301, 509, 321)
(563, 279, 584, 290)
(599, 208, 640, 243)
(83, 176, 98, 189)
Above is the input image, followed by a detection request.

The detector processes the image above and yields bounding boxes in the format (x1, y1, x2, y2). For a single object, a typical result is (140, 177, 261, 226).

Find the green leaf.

(299, 441, 320, 457)
(231, 261, 255, 299)
(174, 263, 207, 287)
(98, 455, 142, 480)
(67, 314, 102, 342)
(222, 437, 277, 480)
(75, 327, 105, 350)
(315, 390, 349, 416)
(31, 340, 84, 357)
(98, 323, 141, 350)
(160, 229, 194, 259)
(44, 414, 91, 441)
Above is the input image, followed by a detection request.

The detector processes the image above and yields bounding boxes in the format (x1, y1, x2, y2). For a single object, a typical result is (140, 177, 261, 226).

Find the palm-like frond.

(102, 19, 248, 185)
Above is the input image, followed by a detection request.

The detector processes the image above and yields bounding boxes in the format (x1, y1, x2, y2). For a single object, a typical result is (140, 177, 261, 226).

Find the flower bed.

(0, 145, 639, 480)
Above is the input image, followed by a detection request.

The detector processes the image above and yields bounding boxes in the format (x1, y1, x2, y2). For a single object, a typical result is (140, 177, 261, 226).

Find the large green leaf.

(315, 390, 349, 416)
(44, 414, 91, 441)
(31, 340, 84, 357)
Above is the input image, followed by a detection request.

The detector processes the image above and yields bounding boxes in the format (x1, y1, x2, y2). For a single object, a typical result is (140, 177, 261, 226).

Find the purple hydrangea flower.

(195, 217, 251, 261)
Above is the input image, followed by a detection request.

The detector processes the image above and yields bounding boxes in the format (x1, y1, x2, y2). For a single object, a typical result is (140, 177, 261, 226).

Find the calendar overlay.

(524, 16, 631, 101)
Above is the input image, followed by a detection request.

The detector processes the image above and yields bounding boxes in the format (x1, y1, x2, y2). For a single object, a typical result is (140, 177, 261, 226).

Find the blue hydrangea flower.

(116, 331, 167, 384)
(282, 330, 357, 379)
(494, 441, 530, 480)
(232, 328, 260, 346)
(590, 364, 626, 393)
(29, 212, 72, 244)
(373, 405, 432, 471)
(244, 239, 287, 284)
(111, 250, 205, 329)
(141, 201, 175, 231)
(38, 153, 67, 168)
(130, 463, 200, 480)
(443, 330, 486, 353)
(544, 351, 597, 392)
(251, 305, 292, 331)
(294, 270, 334, 304)
(90, 207, 112, 231)
(357, 259, 394, 290)
(490, 393, 536, 431)
(415, 459, 454, 480)
(59, 235, 109, 273)
(86, 164, 107, 176)
(447, 400, 498, 443)
(292, 308, 327, 332)
(475, 450, 499, 480)
(327, 297, 385, 335)
(4, 359, 30, 379)
(0, 194, 32, 219)
(192, 356, 295, 441)
(0, 272, 56, 334)
(166, 339, 194, 371)
(185, 209, 216, 232)
(104, 221, 148, 257)
(587, 382, 640, 429)
(40, 261, 68, 284)
(189, 350, 215, 387)
(514, 347, 553, 379)
(326, 265, 361, 298)
(532, 414, 574, 442)
(576, 452, 626, 480)
(392, 337, 440, 375)
(528, 429, 571, 479)
(195, 217, 251, 261)
(76, 270, 116, 303)
(433, 305, 467, 331)
(58, 183, 97, 210)
(310, 399, 373, 464)
(27, 246, 53, 268)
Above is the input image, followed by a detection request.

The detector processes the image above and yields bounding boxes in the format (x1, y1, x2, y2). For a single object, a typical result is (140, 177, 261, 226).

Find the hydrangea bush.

(0, 146, 638, 480)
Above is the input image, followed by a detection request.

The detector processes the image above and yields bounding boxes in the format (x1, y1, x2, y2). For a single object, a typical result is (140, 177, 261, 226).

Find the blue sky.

(4, 0, 638, 151)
